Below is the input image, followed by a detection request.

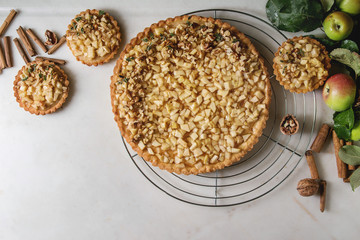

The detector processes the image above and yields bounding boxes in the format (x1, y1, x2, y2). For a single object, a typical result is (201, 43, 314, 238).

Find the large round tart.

(110, 15, 271, 175)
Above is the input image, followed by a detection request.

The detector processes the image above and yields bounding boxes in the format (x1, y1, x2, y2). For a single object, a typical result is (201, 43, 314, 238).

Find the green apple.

(351, 121, 360, 141)
(322, 73, 357, 111)
(323, 11, 354, 41)
(336, 0, 360, 15)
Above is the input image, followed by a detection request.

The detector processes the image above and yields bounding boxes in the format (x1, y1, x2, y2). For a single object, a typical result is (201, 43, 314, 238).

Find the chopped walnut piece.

(280, 114, 299, 135)
(45, 30, 58, 45)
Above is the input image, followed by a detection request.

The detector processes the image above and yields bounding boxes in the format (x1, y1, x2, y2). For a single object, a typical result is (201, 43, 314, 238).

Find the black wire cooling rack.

(121, 9, 317, 207)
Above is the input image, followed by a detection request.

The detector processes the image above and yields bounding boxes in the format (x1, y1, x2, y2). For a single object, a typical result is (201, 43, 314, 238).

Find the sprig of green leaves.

(333, 108, 354, 140)
(266, 0, 324, 32)
(339, 145, 360, 191)
(330, 48, 360, 77)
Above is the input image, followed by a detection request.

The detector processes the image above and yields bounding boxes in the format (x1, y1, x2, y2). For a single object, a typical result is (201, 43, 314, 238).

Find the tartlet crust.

(273, 36, 331, 93)
(66, 9, 121, 66)
(13, 60, 69, 115)
(110, 15, 271, 175)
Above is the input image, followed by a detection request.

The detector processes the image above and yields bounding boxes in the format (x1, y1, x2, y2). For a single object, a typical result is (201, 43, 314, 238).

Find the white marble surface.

(0, 0, 359, 239)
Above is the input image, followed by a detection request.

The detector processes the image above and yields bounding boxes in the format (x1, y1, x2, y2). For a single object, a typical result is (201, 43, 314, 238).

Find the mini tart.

(66, 9, 121, 66)
(110, 15, 271, 175)
(273, 36, 331, 93)
(13, 60, 69, 115)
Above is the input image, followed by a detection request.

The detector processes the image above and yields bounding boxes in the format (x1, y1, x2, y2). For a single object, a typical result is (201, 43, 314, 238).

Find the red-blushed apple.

(337, 0, 360, 16)
(322, 73, 356, 112)
(323, 11, 354, 41)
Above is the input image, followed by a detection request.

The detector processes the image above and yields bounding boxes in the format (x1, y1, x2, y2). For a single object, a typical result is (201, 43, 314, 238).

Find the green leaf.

(340, 40, 359, 53)
(330, 48, 360, 77)
(333, 108, 355, 140)
(320, 0, 334, 12)
(99, 10, 105, 16)
(266, 0, 324, 32)
(329, 61, 352, 76)
(339, 145, 360, 166)
(334, 108, 354, 129)
(334, 124, 352, 140)
(350, 168, 360, 191)
(306, 35, 337, 51)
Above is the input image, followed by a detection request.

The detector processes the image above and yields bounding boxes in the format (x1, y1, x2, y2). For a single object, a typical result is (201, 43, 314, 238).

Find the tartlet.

(110, 15, 271, 175)
(273, 36, 331, 93)
(13, 60, 69, 115)
(66, 9, 121, 66)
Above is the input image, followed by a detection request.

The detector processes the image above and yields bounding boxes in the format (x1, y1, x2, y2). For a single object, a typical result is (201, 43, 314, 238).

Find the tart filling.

(111, 15, 271, 174)
(14, 61, 69, 115)
(66, 9, 121, 66)
(273, 36, 330, 93)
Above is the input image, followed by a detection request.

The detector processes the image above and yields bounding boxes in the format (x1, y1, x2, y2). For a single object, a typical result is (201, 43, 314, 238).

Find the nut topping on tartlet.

(66, 9, 121, 66)
(273, 36, 331, 93)
(13, 60, 69, 115)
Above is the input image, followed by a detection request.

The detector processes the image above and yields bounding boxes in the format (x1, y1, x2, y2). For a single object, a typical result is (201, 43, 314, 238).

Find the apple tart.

(111, 15, 271, 174)
(14, 60, 69, 115)
(273, 36, 331, 93)
(66, 9, 121, 66)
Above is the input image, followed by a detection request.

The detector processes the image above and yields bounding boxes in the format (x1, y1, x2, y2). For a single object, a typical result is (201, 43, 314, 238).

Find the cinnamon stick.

(35, 56, 66, 65)
(310, 124, 331, 153)
(47, 35, 66, 54)
(3, 36, 12, 67)
(16, 26, 37, 57)
(0, 10, 17, 36)
(320, 180, 326, 212)
(13, 38, 30, 64)
(26, 28, 47, 53)
(332, 130, 347, 178)
(0, 40, 6, 69)
(305, 150, 319, 179)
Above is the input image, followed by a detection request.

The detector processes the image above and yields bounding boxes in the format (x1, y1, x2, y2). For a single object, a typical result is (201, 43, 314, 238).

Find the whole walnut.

(297, 178, 320, 197)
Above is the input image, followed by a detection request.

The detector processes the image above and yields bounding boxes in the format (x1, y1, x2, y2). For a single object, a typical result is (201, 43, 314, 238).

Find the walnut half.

(280, 114, 299, 135)
(45, 30, 58, 45)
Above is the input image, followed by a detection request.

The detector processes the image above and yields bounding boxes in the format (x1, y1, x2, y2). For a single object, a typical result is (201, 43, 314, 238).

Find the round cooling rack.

(121, 9, 317, 207)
